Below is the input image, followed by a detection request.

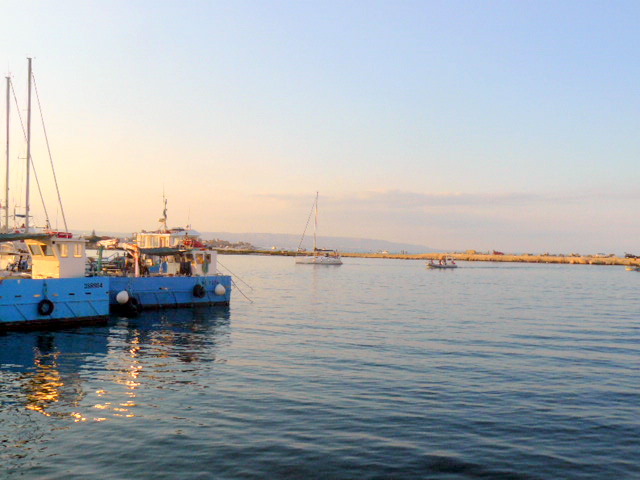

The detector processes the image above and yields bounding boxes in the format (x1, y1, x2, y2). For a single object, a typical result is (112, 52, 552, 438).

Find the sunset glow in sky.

(2, 1, 640, 253)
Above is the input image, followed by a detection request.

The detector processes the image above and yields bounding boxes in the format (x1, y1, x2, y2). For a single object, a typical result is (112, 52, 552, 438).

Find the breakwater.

(217, 249, 640, 266)
(341, 252, 640, 266)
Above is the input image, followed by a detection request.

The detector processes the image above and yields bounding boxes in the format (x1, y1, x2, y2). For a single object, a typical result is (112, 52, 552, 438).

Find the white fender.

(116, 290, 130, 304)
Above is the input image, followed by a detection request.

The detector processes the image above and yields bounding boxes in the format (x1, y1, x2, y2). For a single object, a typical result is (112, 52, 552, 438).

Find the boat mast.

(4, 75, 9, 232)
(313, 191, 318, 251)
(25, 58, 32, 233)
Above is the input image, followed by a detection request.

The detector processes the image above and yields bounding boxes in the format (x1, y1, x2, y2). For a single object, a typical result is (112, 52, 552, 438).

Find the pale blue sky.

(2, 1, 639, 253)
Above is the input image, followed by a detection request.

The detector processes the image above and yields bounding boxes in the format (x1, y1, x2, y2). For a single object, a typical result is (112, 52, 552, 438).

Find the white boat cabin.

(134, 228, 217, 276)
(135, 228, 202, 249)
(26, 234, 87, 279)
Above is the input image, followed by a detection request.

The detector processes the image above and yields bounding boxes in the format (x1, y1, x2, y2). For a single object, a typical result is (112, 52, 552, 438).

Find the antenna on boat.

(25, 57, 32, 233)
(159, 190, 168, 232)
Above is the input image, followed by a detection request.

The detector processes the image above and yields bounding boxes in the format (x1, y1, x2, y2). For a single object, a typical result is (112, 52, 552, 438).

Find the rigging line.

(296, 196, 316, 252)
(32, 72, 68, 232)
(216, 258, 254, 290)
(10, 80, 51, 228)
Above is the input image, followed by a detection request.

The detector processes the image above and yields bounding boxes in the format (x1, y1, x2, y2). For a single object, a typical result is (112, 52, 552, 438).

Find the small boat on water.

(427, 258, 458, 269)
(625, 266, 640, 271)
(296, 248, 343, 265)
(296, 192, 342, 265)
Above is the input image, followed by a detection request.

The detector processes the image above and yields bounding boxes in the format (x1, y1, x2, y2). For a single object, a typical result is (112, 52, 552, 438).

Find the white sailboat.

(295, 192, 342, 265)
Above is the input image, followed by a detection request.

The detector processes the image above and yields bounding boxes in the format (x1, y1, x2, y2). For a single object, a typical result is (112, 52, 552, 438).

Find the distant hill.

(74, 229, 441, 254)
(200, 232, 440, 254)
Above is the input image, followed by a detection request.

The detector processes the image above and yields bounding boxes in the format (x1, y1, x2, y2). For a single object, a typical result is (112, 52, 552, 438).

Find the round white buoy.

(116, 290, 130, 304)
(214, 284, 226, 296)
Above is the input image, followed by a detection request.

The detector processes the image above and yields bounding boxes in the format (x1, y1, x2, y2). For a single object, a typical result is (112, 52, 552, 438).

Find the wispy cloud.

(254, 188, 637, 211)
(336, 190, 542, 209)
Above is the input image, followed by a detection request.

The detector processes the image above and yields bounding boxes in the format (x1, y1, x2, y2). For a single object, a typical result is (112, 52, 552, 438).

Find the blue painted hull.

(109, 275, 232, 314)
(0, 277, 110, 330)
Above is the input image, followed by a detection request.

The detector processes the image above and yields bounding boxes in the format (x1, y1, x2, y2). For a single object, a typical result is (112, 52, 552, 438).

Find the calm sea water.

(1, 256, 638, 479)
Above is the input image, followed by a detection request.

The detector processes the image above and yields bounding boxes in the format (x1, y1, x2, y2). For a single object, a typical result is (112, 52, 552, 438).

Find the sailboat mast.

(313, 191, 318, 251)
(25, 58, 32, 233)
(4, 75, 9, 232)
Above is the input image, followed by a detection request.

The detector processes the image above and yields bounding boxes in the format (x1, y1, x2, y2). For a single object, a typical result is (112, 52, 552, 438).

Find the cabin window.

(60, 244, 69, 257)
(74, 244, 83, 257)
(43, 245, 54, 256)
(29, 245, 43, 256)
(160, 237, 168, 247)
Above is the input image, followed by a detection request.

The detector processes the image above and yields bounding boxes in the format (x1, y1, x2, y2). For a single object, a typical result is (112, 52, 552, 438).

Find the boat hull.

(109, 275, 232, 314)
(295, 256, 343, 265)
(0, 277, 110, 330)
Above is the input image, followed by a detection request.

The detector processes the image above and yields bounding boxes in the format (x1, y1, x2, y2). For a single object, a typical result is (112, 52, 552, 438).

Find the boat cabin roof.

(0, 232, 51, 243)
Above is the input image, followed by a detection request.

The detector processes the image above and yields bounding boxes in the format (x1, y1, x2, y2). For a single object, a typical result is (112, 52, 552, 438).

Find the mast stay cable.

(296, 195, 316, 253)
(32, 72, 68, 232)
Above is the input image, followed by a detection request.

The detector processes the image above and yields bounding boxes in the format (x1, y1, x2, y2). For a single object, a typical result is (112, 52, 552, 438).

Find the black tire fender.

(38, 299, 55, 316)
(127, 297, 141, 316)
(193, 284, 206, 298)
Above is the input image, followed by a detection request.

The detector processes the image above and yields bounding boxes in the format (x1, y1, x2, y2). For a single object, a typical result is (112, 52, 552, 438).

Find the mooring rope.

(216, 258, 254, 303)
(216, 259, 253, 291)
(231, 278, 253, 303)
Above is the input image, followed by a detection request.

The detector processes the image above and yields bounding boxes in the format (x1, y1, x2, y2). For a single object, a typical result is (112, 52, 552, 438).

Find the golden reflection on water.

(90, 334, 142, 420)
(12, 311, 227, 424)
(24, 356, 63, 416)
(19, 334, 144, 422)
(21, 353, 92, 422)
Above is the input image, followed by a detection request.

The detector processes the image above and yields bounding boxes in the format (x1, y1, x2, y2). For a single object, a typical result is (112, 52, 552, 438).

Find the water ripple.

(1, 258, 638, 479)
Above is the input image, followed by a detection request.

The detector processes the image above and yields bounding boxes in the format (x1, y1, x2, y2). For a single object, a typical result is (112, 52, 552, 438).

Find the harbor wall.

(340, 252, 640, 266)
(217, 249, 640, 266)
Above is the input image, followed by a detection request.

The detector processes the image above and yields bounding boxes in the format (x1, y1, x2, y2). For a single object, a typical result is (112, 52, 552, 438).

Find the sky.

(1, 0, 640, 254)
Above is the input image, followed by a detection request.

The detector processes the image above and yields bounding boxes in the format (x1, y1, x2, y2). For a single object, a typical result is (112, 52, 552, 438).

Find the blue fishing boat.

(0, 59, 109, 330)
(109, 273, 231, 315)
(0, 232, 109, 330)
(97, 199, 231, 315)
